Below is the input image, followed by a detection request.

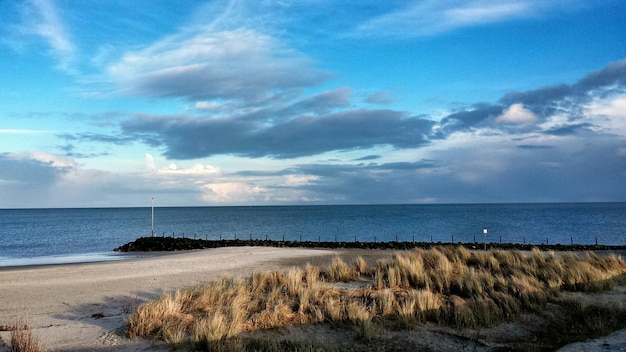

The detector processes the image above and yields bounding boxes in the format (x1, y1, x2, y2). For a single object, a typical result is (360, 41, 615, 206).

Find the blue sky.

(1, 0, 625, 208)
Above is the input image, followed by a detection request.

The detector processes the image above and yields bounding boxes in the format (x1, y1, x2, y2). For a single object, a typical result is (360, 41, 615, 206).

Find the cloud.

(0, 152, 69, 183)
(0, 152, 75, 207)
(195, 101, 225, 111)
(544, 123, 595, 136)
(157, 163, 221, 176)
(106, 27, 330, 103)
(436, 104, 504, 135)
(283, 174, 319, 186)
(0, 129, 50, 134)
(121, 109, 434, 159)
(145, 153, 156, 171)
(365, 91, 395, 105)
(41, 59, 626, 206)
(576, 58, 626, 92)
(8, 151, 77, 169)
(500, 59, 626, 113)
(586, 96, 626, 119)
(354, 155, 381, 161)
(19, 0, 75, 72)
(66, 59, 622, 166)
(436, 59, 626, 136)
(201, 182, 266, 203)
(284, 87, 352, 115)
(496, 103, 538, 124)
(583, 96, 626, 136)
(352, 0, 547, 38)
(516, 144, 555, 150)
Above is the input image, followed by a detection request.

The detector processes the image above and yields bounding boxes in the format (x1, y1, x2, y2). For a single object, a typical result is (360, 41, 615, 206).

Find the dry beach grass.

(127, 247, 626, 351)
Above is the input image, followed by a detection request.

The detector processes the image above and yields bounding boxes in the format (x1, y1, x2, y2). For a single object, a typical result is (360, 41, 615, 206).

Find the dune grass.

(126, 247, 626, 351)
(1, 320, 43, 352)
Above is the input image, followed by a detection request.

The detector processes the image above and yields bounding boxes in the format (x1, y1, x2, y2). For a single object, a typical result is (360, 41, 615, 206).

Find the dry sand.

(1, 247, 624, 352)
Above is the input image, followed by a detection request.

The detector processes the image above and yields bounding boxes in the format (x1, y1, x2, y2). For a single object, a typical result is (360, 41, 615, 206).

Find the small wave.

(0, 252, 144, 267)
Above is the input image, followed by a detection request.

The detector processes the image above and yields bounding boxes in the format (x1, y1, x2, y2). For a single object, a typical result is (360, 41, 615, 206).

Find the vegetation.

(126, 247, 626, 351)
(0, 320, 43, 352)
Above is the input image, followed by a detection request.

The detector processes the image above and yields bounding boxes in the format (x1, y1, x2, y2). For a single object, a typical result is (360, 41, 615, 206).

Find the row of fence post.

(157, 231, 605, 246)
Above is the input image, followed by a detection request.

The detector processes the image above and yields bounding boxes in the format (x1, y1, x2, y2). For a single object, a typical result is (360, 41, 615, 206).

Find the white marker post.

(483, 228, 488, 250)
(151, 198, 155, 237)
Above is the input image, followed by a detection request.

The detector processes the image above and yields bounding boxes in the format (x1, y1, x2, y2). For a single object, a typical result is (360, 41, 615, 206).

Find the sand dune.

(0, 247, 339, 351)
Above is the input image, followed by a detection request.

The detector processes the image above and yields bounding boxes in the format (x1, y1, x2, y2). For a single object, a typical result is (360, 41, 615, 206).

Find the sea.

(1, 203, 625, 266)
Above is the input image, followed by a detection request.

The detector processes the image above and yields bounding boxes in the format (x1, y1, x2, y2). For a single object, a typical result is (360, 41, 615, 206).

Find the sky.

(1, 0, 625, 208)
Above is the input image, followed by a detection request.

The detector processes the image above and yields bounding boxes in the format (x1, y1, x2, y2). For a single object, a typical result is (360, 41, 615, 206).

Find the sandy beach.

(0, 247, 344, 351)
(1, 247, 625, 352)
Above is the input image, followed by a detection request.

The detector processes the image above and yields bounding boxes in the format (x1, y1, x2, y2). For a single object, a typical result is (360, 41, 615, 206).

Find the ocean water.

(0, 203, 625, 266)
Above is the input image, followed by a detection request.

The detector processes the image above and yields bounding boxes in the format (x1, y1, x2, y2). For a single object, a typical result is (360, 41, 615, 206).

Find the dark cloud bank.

(32, 59, 626, 204)
(114, 59, 626, 160)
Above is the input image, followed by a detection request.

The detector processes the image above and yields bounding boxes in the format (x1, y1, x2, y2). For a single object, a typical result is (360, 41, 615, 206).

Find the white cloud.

(145, 153, 156, 171)
(496, 103, 538, 124)
(28, 0, 75, 72)
(352, 1, 584, 38)
(354, 0, 533, 38)
(158, 163, 221, 175)
(9, 151, 77, 169)
(201, 182, 266, 202)
(445, 2, 530, 27)
(195, 101, 225, 111)
(584, 95, 626, 135)
(283, 174, 319, 186)
(0, 129, 50, 134)
(106, 27, 329, 102)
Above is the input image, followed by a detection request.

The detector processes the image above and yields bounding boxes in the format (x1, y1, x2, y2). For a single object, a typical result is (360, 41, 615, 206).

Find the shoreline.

(3, 236, 625, 270)
(0, 251, 165, 270)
